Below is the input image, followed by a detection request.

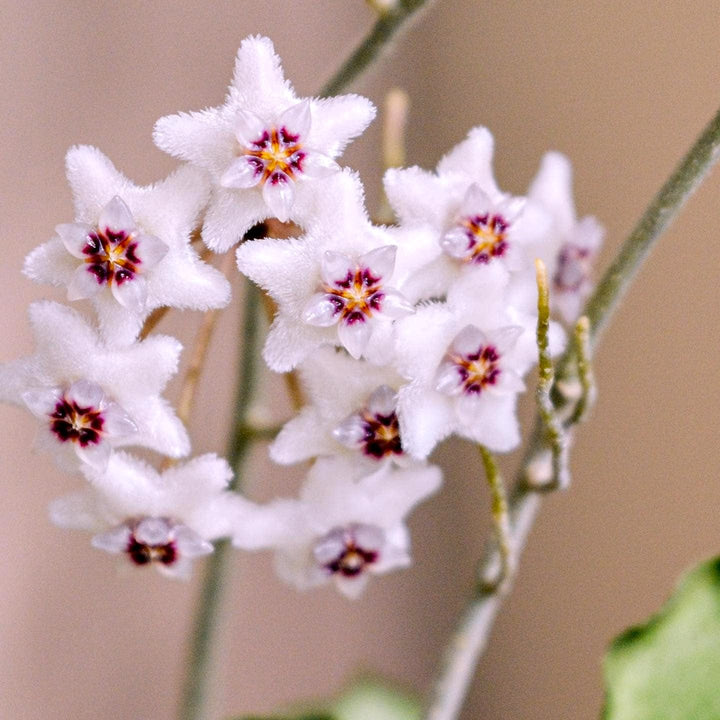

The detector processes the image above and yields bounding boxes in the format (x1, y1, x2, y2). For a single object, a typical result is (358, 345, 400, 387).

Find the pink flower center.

(244, 126, 306, 185)
(323, 267, 385, 325)
(554, 244, 591, 292)
(83, 227, 140, 286)
(50, 395, 104, 447)
(457, 213, 509, 264)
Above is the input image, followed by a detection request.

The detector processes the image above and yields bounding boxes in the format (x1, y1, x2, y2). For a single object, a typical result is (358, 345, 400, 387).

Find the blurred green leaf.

(234, 714, 334, 720)
(230, 677, 419, 720)
(332, 679, 421, 720)
(604, 556, 720, 719)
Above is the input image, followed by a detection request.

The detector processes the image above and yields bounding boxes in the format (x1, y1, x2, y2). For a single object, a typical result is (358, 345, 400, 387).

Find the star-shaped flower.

(0, 301, 189, 471)
(527, 152, 605, 323)
(154, 35, 376, 252)
(392, 270, 565, 458)
(231, 456, 442, 599)
(270, 347, 409, 467)
(237, 171, 417, 371)
(383, 127, 552, 301)
(50, 452, 239, 579)
(24, 146, 231, 346)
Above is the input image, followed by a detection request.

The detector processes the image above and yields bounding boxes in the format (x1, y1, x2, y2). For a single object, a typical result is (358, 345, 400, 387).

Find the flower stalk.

(178, 280, 262, 720)
(478, 445, 512, 589)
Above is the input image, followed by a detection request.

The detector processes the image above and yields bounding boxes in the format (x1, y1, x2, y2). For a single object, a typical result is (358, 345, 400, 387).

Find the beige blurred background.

(2, 1, 720, 718)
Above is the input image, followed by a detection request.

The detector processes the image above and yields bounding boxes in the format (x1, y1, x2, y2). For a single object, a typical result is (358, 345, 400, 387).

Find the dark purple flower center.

(323, 267, 384, 325)
(50, 397, 104, 446)
(460, 213, 509, 264)
(83, 227, 140, 287)
(244, 126, 306, 183)
(126, 534, 177, 566)
(452, 344, 501, 395)
(361, 410, 403, 459)
(325, 542, 379, 577)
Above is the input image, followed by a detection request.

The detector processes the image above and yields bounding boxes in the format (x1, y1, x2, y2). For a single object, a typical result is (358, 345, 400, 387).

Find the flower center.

(83, 228, 140, 286)
(457, 213, 509, 264)
(314, 524, 383, 579)
(450, 344, 501, 395)
(326, 540, 378, 577)
(244, 127, 305, 184)
(360, 410, 403, 459)
(126, 533, 177, 566)
(50, 395, 104, 446)
(323, 267, 384, 325)
(554, 244, 591, 292)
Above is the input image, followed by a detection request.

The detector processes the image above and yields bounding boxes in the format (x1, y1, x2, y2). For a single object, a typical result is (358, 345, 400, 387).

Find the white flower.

(237, 171, 414, 371)
(270, 347, 408, 467)
(393, 270, 563, 458)
(0, 301, 189, 471)
(528, 152, 604, 323)
(383, 127, 551, 301)
(50, 452, 239, 578)
(24, 146, 230, 346)
(154, 35, 376, 251)
(231, 456, 442, 598)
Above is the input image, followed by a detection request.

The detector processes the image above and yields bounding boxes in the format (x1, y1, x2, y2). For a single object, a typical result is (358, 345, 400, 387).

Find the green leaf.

(604, 556, 720, 720)
(332, 679, 421, 720)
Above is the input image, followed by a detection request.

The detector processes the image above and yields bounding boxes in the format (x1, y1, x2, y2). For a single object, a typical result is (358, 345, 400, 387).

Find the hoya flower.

(231, 457, 442, 598)
(528, 152, 605, 323)
(270, 347, 408, 467)
(154, 35, 376, 251)
(50, 452, 240, 578)
(383, 127, 551, 301)
(393, 270, 563, 458)
(0, 301, 189, 471)
(24, 146, 230, 345)
(237, 172, 417, 371)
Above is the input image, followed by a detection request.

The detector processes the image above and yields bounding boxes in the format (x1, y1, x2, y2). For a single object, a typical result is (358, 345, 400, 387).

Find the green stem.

(478, 446, 512, 589)
(321, 0, 436, 97)
(178, 281, 261, 720)
(424, 104, 720, 720)
(534, 260, 567, 489)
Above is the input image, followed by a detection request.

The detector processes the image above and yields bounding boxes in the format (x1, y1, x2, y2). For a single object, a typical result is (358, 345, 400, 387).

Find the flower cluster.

(3, 36, 602, 596)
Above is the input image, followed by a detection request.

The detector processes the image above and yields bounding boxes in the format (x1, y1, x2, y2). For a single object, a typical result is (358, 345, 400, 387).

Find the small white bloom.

(0, 301, 189, 471)
(50, 452, 239, 579)
(270, 347, 407, 466)
(383, 127, 551, 301)
(393, 269, 563, 458)
(24, 146, 230, 346)
(231, 456, 442, 598)
(527, 152, 605, 323)
(237, 171, 414, 371)
(154, 35, 376, 251)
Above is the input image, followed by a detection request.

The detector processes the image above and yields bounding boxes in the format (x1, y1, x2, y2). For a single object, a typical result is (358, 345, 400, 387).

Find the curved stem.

(321, 0, 436, 96)
(178, 281, 261, 720)
(424, 103, 720, 720)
